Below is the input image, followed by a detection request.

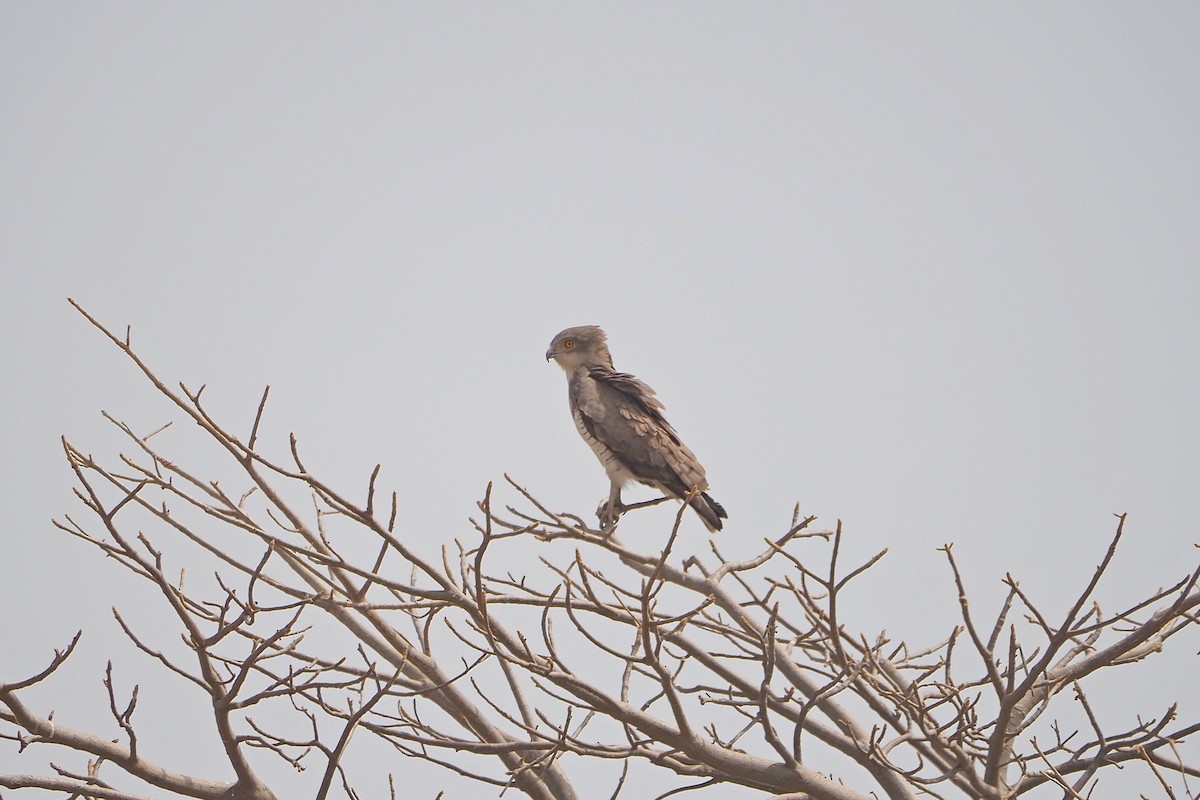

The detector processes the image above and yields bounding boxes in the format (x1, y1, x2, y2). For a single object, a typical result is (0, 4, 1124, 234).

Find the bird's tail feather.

(690, 492, 728, 532)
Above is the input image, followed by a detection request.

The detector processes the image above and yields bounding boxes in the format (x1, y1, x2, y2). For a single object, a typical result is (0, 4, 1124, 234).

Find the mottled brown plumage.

(545, 325, 726, 532)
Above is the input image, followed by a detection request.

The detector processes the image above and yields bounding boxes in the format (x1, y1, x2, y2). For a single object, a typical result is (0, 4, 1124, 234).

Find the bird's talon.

(595, 499, 624, 531)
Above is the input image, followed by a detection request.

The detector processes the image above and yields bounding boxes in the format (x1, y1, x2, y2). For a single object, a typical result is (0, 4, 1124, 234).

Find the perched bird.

(545, 325, 727, 532)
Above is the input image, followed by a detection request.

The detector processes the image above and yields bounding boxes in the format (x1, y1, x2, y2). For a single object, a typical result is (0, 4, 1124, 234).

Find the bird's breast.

(572, 409, 635, 486)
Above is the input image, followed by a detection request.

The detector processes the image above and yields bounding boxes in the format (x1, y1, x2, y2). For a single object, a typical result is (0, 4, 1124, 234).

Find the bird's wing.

(574, 368, 708, 497)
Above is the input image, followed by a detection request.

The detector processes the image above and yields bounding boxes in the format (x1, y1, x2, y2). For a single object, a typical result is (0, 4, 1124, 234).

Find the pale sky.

(2, 5, 1198, 798)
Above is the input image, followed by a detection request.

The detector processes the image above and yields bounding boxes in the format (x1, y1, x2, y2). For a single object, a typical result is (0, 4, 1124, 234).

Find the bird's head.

(546, 325, 613, 371)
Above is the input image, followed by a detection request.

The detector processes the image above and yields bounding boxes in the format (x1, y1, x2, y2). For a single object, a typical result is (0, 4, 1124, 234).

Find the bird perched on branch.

(545, 325, 727, 532)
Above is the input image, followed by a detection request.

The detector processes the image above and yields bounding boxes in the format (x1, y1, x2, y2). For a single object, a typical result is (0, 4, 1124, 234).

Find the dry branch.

(3, 303, 1198, 800)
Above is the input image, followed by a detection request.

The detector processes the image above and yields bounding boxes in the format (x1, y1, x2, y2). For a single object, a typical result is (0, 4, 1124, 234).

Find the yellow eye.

(563, 340, 574, 349)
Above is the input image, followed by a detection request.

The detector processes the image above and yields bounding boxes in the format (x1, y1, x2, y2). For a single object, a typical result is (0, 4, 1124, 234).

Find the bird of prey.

(545, 325, 727, 532)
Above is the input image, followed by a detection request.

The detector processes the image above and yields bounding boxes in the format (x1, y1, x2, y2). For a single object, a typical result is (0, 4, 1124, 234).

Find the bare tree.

(3, 303, 1198, 800)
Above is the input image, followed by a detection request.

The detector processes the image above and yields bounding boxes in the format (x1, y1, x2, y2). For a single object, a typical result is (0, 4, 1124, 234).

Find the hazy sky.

(3, 4, 1198, 797)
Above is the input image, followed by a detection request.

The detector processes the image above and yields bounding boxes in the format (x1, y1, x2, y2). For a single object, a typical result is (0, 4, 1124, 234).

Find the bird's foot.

(595, 498, 625, 532)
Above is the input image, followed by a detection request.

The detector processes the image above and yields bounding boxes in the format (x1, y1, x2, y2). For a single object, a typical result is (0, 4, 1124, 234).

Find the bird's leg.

(596, 482, 624, 531)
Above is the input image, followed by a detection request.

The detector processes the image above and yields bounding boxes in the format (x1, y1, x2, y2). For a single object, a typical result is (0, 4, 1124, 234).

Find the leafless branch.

(3, 302, 1196, 800)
